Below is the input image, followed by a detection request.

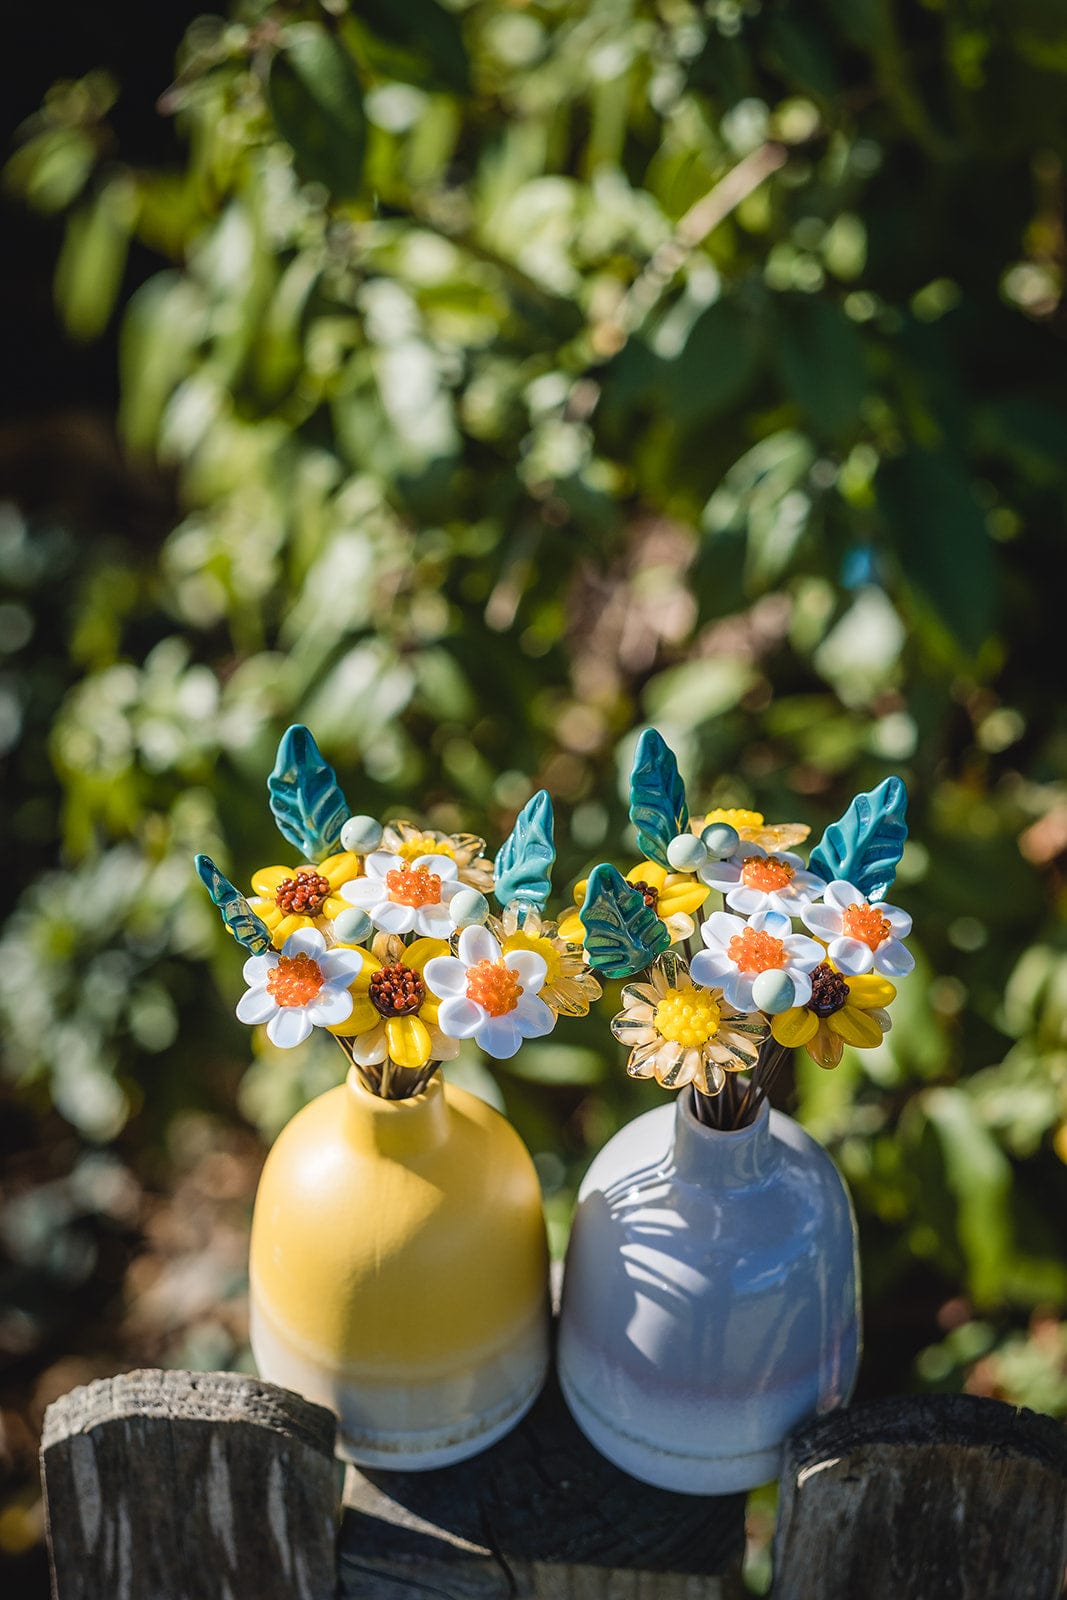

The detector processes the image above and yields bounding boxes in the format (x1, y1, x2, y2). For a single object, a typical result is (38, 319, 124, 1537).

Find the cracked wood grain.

(40, 1369, 339, 1600)
(773, 1394, 1067, 1600)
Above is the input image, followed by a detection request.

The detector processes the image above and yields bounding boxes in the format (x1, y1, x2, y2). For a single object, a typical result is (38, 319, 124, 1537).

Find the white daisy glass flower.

(690, 909, 824, 1014)
(423, 925, 556, 1060)
(235, 927, 364, 1049)
(339, 851, 463, 938)
(699, 840, 826, 919)
(801, 880, 914, 977)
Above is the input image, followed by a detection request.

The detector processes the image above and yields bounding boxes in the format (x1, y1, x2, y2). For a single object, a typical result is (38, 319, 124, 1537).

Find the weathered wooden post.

(40, 1369, 340, 1600)
(773, 1393, 1067, 1600)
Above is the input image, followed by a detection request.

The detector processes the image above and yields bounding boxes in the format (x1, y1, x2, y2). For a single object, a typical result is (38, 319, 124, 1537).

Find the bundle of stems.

(334, 1039, 442, 1101)
(692, 1036, 793, 1131)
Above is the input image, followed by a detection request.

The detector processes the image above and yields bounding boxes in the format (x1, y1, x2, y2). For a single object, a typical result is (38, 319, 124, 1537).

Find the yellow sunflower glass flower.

(694, 808, 810, 853)
(380, 821, 494, 892)
(770, 962, 895, 1069)
(487, 904, 602, 1018)
(248, 850, 363, 949)
(611, 952, 767, 1095)
(558, 860, 708, 948)
(327, 932, 459, 1070)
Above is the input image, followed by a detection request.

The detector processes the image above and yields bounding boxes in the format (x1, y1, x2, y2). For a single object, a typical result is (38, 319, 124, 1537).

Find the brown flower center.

(369, 962, 426, 1017)
(466, 959, 521, 1017)
(808, 963, 849, 1018)
(841, 901, 891, 951)
(266, 952, 324, 1007)
(630, 880, 660, 910)
(741, 855, 795, 893)
(727, 926, 787, 973)
(274, 868, 331, 916)
(385, 864, 443, 908)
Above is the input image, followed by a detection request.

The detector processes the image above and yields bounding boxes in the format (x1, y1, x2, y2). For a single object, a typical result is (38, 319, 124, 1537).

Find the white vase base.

(560, 1370, 781, 1495)
(338, 1368, 544, 1470)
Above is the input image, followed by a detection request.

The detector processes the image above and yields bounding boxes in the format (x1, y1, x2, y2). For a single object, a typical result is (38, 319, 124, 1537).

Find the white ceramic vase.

(557, 1087, 860, 1494)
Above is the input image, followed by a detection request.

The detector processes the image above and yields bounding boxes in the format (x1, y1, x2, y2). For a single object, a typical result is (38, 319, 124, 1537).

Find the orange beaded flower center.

(727, 926, 787, 973)
(369, 962, 425, 1017)
(275, 868, 331, 916)
(385, 865, 443, 908)
(841, 902, 891, 951)
(741, 855, 795, 892)
(266, 952, 324, 1007)
(466, 959, 521, 1017)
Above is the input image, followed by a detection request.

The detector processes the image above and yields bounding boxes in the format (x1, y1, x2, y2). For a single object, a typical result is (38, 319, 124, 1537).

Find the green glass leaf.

(267, 25, 366, 201)
(268, 725, 349, 862)
(580, 863, 671, 980)
(494, 789, 555, 910)
(195, 854, 271, 955)
(629, 729, 689, 868)
(809, 777, 909, 902)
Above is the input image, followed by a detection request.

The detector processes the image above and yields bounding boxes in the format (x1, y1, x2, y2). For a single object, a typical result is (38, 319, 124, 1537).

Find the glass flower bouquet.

(193, 724, 601, 1468)
(195, 724, 602, 1098)
(557, 729, 912, 1492)
(562, 728, 913, 1129)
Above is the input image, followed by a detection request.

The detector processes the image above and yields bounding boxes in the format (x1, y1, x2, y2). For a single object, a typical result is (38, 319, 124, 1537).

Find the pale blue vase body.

(557, 1089, 861, 1494)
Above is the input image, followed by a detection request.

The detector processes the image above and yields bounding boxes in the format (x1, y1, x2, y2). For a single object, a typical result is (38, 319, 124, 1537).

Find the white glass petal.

(306, 989, 353, 1027)
(236, 986, 276, 1024)
(242, 953, 274, 985)
(825, 880, 862, 910)
(320, 949, 365, 984)
(828, 936, 875, 975)
(423, 957, 468, 997)
(514, 994, 555, 1037)
(874, 939, 915, 977)
(266, 1007, 314, 1048)
(477, 1016, 523, 1059)
(436, 996, 484, 1039)
(802, 904, 843, 936)
(703, 910, 745, 947)
(503, 950, 548, 993)
(282, 926, 327, 959)
(458, 923, 500, 966)
(375, 900, 416, 934)
(341, 878, 382, 907)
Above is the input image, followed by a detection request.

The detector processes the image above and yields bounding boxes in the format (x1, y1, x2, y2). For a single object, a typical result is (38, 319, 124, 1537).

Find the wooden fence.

(40, 1366, 1067, 1598)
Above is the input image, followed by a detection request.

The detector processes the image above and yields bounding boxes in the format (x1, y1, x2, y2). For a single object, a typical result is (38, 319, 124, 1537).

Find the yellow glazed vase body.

(249, 1071, 550, 1468)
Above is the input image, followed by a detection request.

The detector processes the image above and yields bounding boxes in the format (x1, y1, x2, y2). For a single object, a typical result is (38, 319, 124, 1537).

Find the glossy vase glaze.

(557, 1089, 860, 1494)
(249, 1070, 549, 1469)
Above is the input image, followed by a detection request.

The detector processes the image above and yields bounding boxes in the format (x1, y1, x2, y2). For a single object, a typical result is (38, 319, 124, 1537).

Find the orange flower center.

(727, 926, 787, 973)
(741, 855, 795, 893)
(466, 959, 521, 1017)
(841, 902, 891, 951)
(275, 868, 331, 916)
(266, 952, 324, 1008)
(385, 864, 443, 908)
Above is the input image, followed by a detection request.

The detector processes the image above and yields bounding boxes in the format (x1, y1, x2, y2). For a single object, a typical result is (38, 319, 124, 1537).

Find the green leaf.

(195, 855, 272, 955)
(268, 25, 366, 201)
(268, 725, 350, 861)
(809, 777, 909, 901)
(922, 1087, 1013, 1307)
(628, 729, 689, 869)
(876, 449, 996, 657)
(54, 185, 134, 341)
(580, 864, 671, 980)
(494, 790, 555, 910)
(773, 295, 866, 442)
(347, 0, 470, 95)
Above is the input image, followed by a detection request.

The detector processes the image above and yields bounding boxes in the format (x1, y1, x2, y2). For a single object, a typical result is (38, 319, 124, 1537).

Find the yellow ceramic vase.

(248, 1069, 550, 1468)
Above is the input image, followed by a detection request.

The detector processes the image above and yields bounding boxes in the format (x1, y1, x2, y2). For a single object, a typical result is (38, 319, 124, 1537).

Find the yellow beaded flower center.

(466, 959, 521, 1017)
(728, 927, 787, 973)
(397, 837, 456, 863)
(266, 952, 324, 1007)
(842, 902, 891, 951)
(741, 855, 795, 892)
(654, 986, 721, 1047)
(385, 864, 443, 907)
(704, 808, 764, 831)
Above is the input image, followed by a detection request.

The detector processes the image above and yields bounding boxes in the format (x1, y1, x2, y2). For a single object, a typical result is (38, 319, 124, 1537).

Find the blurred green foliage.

(6, 0, 1067, 1406)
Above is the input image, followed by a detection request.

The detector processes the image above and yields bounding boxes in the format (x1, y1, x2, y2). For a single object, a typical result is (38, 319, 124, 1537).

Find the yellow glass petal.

(405, 937, 451, 975)
(771, 1008, 820, 1047)
(272, 912, 310, 947)
(386, 1015, 433, 1069)
(828, 1005, 883, 1048)
(557, 910, 585, 943)
(659, 880, 710, 917)
(844, 973, 897, 1010)
(322, 895, 351, 920)
(248, 897, 282, 929)
(806, 1024, 844, 1068)
(421, 997, 440, 1026)
(628, 860, 667, 889)
(321, 850, 363, 887)
(328, 996, 380, 1037)
(251, 865, 291, 897)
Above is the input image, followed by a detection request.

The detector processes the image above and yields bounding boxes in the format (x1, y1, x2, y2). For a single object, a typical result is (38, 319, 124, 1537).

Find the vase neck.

(670, 1088, 778, 1187)
(343, 1068, 450, 1156)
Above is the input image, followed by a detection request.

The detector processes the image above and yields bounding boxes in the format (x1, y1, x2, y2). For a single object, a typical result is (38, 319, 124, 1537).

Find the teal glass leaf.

(580, 863, 671, 979)
(629, 729, 689, 868)
(268, 724, 349, 861)
(195, 854, 272, 955)
(808, 777, 909, 902)
(494, 789, 555, 910)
